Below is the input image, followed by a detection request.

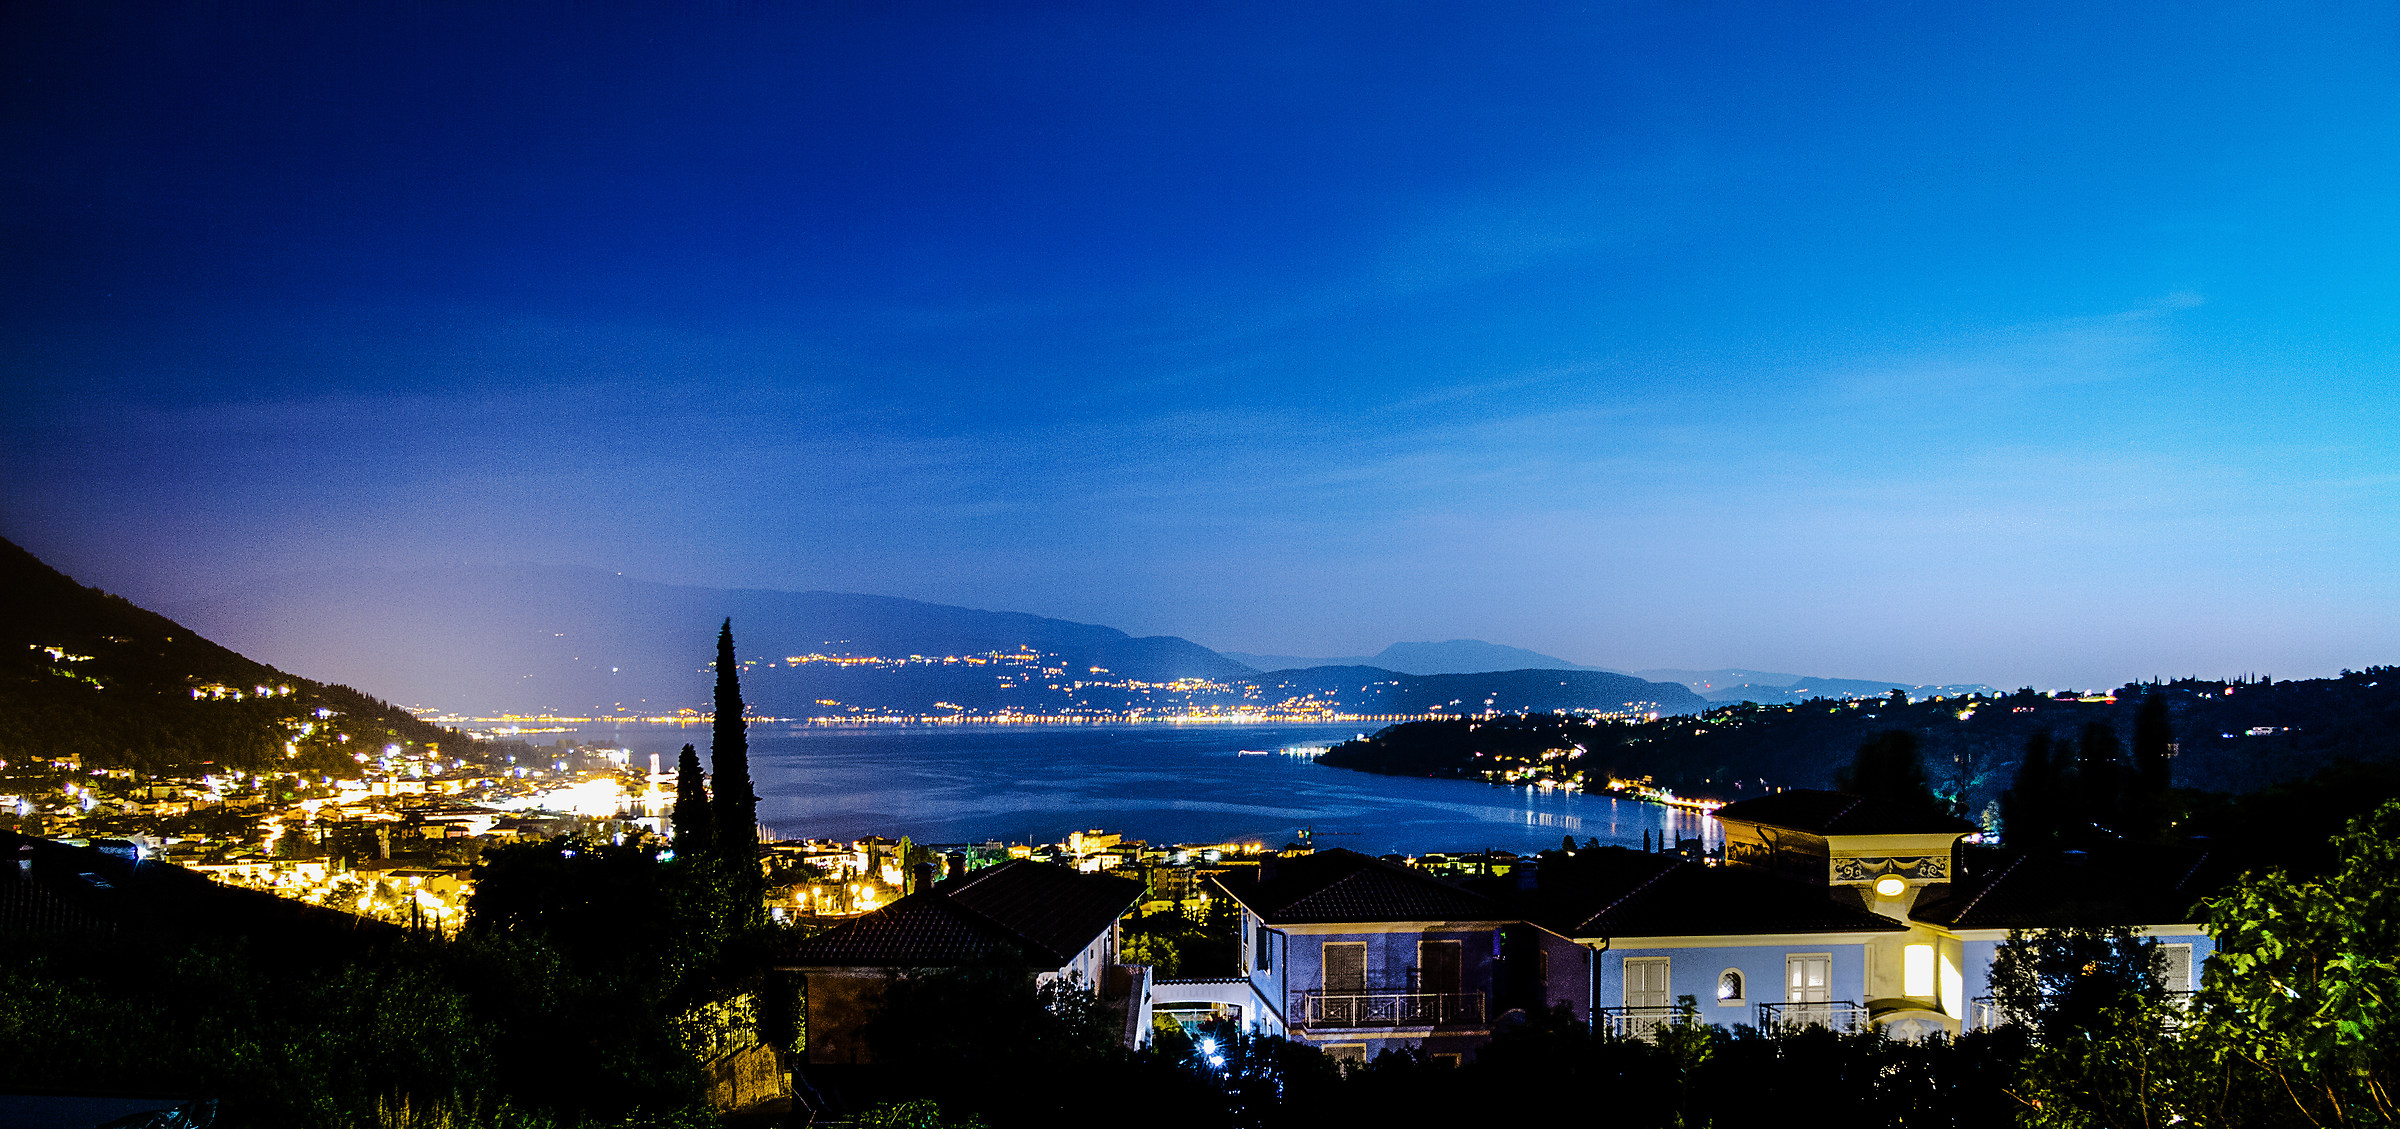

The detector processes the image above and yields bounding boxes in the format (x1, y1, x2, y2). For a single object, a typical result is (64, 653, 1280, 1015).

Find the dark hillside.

(1320, 672, 2400, 816)
(0, 537, 466, 775)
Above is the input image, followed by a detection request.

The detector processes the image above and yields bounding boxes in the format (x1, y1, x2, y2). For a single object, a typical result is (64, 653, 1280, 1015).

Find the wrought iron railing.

(1597, 1005, 1703, 1040)
(1756, 1000, 1866, 1033)
(1970, 996, 2006, 1031)
(1970, 991, 2192, 1031)
(1292, 989, 1486, 1029)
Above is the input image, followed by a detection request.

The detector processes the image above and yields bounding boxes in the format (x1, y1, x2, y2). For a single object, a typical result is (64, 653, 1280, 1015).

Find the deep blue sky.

(5, 1, 2397, 688)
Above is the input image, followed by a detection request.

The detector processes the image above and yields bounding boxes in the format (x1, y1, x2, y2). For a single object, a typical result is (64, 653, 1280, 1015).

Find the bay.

(558, 723, 1722, 856)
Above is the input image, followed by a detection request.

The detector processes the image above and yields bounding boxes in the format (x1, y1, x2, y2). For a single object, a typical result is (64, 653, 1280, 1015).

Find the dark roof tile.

(1909, 846, 2228, 930)
(782, 859, 1141, 968)
(1214, 849, 1503, 925)
(1553, 858, 1908, 938)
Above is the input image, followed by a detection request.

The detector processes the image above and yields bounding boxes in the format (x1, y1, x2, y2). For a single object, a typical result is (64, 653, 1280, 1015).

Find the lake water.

(558, 723, 1722, 855)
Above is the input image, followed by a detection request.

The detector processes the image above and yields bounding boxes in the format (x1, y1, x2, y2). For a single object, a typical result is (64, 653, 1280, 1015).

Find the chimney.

(909, 860, 935, 895)
(1258, 855, 1279, 884)
(945, 852, 965, 881)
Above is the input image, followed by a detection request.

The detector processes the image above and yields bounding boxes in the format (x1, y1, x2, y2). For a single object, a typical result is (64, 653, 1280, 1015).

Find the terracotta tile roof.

(782, 859, 1141, 969)
(1909, 845, 2228, 931)
(1212, 849, 1504, 925)
(945, 859, 1145, 963)
(1714, 789, 1974, 836)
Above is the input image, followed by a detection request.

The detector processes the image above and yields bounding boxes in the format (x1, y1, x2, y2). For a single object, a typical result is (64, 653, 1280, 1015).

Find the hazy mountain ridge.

(1637, 668, 1997, 704)
(170, 567, 1705, 719)
(1223, 639, 1604, 676)
(172, 565, 1258, 717)
(1252, 666, 1705, 717)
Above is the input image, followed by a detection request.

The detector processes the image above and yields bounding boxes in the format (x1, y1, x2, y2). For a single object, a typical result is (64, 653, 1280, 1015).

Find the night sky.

(4, 1, 2397, 688)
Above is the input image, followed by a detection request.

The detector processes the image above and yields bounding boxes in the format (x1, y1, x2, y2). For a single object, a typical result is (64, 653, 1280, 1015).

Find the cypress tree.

(2132, 693, 2175, 838)
(710, 619, 763, 921)
(671, 742, 714, 858)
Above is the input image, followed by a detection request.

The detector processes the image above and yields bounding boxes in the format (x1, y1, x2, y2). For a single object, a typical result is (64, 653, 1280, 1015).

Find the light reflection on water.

(562, 722, 1724, 855)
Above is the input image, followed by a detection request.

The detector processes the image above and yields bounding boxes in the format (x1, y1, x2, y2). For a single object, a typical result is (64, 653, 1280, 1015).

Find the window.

(2161, 944, 2194, 992)
(1903, 944, 1934, 998)
(1939, 949, 1963, 1018)
(1418, 940, 1462, 996)
(1787, 954, 1831, 1004)
(1717, 969, 1745, 1005)
(1323, 942, 1366, 993)
(1256, 925, 1273, 972)
(1625, 957, 1670, 1009)
(1430, 1053, 1462, 1068)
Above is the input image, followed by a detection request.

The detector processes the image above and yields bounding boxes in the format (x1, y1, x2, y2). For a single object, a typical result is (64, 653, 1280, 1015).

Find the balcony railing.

(1970, 996, 2006, 1031)
(1292, 989, 1486, 1029)
(1756, 1000, 1866, 1034)
(1597, 1005, 1703, 1041)
(1971, 991, 2193, 1032)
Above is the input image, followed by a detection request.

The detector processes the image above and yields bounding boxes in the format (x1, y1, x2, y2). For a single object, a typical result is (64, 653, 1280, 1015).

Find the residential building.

(777, 858, 1146, 1064)
(1207, 849, 1592, 1067)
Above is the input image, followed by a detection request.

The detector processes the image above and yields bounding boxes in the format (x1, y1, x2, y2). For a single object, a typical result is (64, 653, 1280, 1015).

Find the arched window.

(1717, 969, 1745, 1003)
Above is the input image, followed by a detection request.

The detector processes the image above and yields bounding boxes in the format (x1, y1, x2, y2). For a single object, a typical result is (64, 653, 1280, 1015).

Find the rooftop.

(1212, 848, 1505, 925)
(1526, 849, 1908, 938)
(1910, 845, 2230, 931)
(781, 858, 1141, 968)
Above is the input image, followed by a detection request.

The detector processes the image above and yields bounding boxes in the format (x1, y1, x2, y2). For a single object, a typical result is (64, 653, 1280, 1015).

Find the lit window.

(1904, 944, 1935, 997)
(1717, 969, 1745, 1003)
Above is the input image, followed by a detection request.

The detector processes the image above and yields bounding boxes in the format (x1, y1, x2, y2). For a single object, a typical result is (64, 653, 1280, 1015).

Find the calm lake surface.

(561, 723, 1722, 855)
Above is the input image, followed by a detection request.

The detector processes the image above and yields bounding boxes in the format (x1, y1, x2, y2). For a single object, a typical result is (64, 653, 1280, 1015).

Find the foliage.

(1989, 926, 2164, 1043)
(0, 927, 709, 1128)
(2190, 799, 2400, 1126)
(854, 1100, 989, 1129)
(1120, 900, 1239, 978)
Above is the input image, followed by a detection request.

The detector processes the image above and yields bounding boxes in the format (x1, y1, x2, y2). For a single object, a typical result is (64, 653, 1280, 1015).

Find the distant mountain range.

(170, 566, 1706, 720)
(1221, 640, 1604, 675)
(1217, 649, 1996, 705)
(1634, 669, 1997, 705)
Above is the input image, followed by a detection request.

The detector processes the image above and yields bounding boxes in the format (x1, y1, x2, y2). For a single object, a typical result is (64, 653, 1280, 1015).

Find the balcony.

(1970, 991, 2192, 1032)
(1597, 1005, 1703, 1041)
(1755, 1000, 1866, 1033)
(1292, 989, 1487, 1030)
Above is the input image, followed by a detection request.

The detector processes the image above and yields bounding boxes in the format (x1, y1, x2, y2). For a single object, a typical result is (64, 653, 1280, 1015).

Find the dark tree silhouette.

(1837, 729, 1948, 822)
(2003, 731, 2061, 848)
(709, 620, 763, 922)
(2131, 693, 2175, 838)
(2078, 721, 2128, 837)
(671, 742, 714, 858)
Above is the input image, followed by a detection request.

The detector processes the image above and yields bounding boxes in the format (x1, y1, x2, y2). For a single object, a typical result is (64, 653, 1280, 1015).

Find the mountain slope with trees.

(0, 536, 466, 777)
